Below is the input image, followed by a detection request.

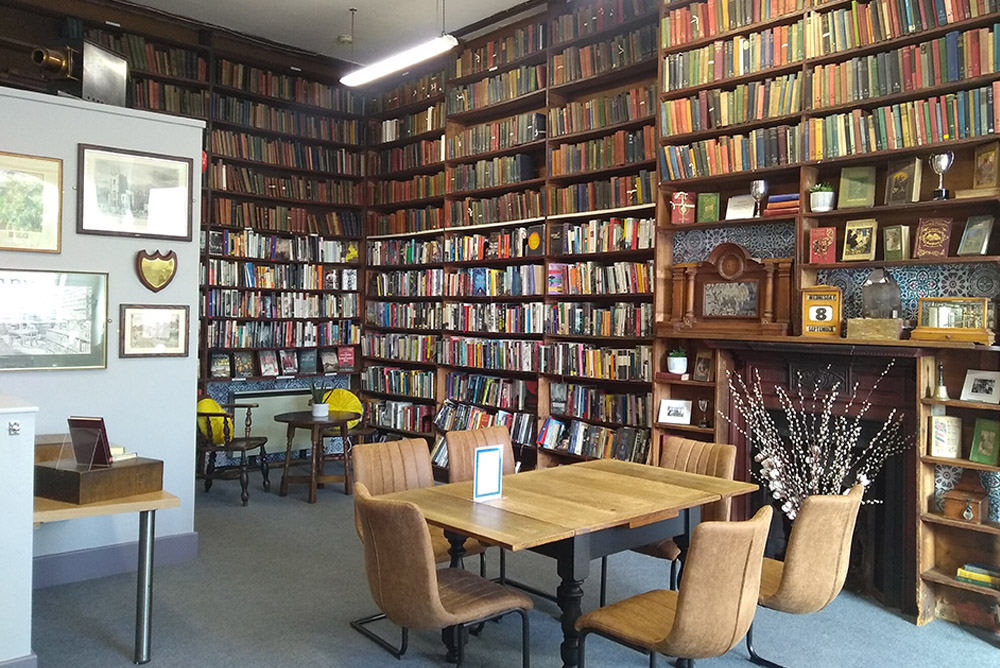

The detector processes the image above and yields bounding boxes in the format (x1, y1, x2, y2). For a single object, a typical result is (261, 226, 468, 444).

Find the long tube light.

(340, 34, 458, 87)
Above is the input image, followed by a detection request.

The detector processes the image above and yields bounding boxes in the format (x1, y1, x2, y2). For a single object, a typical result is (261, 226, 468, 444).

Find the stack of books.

(956, 563, 1000, 590)
(763, 192, 800, 216)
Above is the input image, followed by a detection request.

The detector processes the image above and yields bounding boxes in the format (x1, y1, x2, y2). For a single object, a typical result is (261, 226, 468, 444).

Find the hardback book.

(973, 141, 1000, 189)
(274, 237, 293, 262)
(258, 350, 279, 376)
(337, 346, 355, 370)
(809, 227, 837, 264)
(472, 266, 488, 296)
(956, 187, 1000, 199)
(884, 157, 922, 205)
(913, 218, 953, 259)
(956, 215, 994, 256)
(724, 194, 756, 220)
(320, 350, 339, 373)
(882, 225, 910, 261)
(232, 351, 256, 378)
(837, 165, 877, 209)
(696, 192, 720, 222)
(842, 218, 878, 261)
(524, 224, 545, 256)
(210, 353, 231, 378)
(969, 418, 1000, 466)
(109, 445, 138, 463)
(670, 191, 696, 224)
(278, 349, 298, 375)
(928, 415, 962, 458)
(298, 348, 318, 374)
(67, 416, 113, 468)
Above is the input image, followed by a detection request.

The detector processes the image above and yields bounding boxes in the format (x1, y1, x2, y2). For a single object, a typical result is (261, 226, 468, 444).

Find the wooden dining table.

(382, 458, 757, 668)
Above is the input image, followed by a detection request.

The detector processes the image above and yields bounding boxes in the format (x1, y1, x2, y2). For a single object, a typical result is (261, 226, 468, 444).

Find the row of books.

(130, 81, 208, 117)
(207, 319, 361, 348)
(433, 399, 534, 440)
(368, 72, 444, 115)
(540, 342, 652, 381)
(210, 346, 355, 379)
(548, 84, 655, 139)
(548, 125, 656, 176)
(215, 58, 363, 113)
(371, 400, 434, 436)
(369, 102, 445, 144)
(367, 268, 444, 298)
(361, 365, 437, 400)
(442, 302, 546, 335)
(212, 198, 363, 237)
(447, 112, 546, 160)
(449, 154, 537, 192)
(550, 216, 655, 255)
(361, 333, 439, 363)
(550, 25, 658, 87)
(444, 371, 538, 412)
(210, 163, 360, 205)
(206, 228, 361, 261)
(659, 0, 803, 49)
(808, 215, 994, 264)
(211, 94, 363, 145)
(546, 260, 653, 295)
(444, 225, 545, 261)
(550, 381, 651, 428)
(87, 28, 208, 81)
(550, 0, 657, 46)
(203, 259, 356, 291)
(452, 21, 547, 79)
(955, 563, 1000, 590)
(448, 190, 544, 227)
(365, 301, 442, 329)
(211, 129, 362, 176)
(659, 72, 803, 136)
(446, 64, 547, 114)
(659, 124, 800, 180)
(445, 265, 545, 297)
(546, 301, 653, 338)
(661, 22, 806, 94)
(367, 238, 443, 267)
(202, 290, 359, 319)
(537, 416, 650, 462)
(441, 336, 541, 372)
(549, 170, 655, 215)
(370, 137, 444, 175)
(368, 206, 443, 236)
(369, 172, 445, 206)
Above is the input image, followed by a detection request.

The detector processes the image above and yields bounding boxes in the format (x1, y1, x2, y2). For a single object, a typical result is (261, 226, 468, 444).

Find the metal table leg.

(134, 509, 156, 664)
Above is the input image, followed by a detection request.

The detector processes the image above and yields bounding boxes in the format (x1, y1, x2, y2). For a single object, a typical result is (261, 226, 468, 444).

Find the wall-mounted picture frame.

(960, 370, 1000, 404)
(119, 303, 189, 358)
(0, 150, 62, 253)
(78, 144, 193, 241)
(657, 398, 693, 425)
(0, 268, 107, 371)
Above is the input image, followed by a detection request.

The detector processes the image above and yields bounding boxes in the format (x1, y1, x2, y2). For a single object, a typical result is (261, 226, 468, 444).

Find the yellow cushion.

(197, 398, 233, 445)
(322, 388, 362, 429)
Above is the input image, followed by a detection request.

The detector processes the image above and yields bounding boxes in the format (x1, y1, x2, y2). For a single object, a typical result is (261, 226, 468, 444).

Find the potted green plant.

(310, 381, 330, 418)
(809, 182, 835, 213)
(667, 348, 688, 374)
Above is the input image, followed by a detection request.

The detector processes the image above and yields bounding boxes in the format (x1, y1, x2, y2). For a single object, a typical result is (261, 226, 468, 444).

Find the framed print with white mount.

(960, 370, 1000, 404)
(657, 398, 693, 425)
(0, 150, 62, 253)
(78, 144, 193, 241)
(956, 215, 994, 256)
(119, 304, 189, 357)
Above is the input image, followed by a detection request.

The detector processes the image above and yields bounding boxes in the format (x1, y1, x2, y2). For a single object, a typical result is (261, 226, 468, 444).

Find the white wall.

(0, 87, 202, 557)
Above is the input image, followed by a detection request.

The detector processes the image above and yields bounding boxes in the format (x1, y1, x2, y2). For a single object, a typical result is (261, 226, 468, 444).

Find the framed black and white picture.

(960, 370, 1000, 404)
(657, 399, 693, 425)
(119, 304, 189, 358)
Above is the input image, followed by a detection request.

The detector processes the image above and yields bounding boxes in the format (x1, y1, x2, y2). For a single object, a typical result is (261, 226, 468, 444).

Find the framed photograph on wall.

(0, 151, 62, 253)
(78, 144, 193, 241)
(657, 399, 693, 425)
(119, 303, 189, 357)
(0, 268, 107, 371)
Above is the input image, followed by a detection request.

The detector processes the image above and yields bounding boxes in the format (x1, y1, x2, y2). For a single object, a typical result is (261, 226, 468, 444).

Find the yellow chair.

(196, 398, 269, 506)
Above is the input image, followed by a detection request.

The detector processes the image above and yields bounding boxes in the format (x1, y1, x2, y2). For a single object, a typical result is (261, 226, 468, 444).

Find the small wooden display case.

(910, 297, 994, 345)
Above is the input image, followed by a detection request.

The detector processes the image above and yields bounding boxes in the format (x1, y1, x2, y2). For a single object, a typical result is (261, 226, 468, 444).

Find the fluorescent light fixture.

(340, 34, 458, 87)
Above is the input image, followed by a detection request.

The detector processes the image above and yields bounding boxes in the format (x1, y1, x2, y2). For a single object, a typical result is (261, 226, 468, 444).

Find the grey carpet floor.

(32, 478, 999, 667)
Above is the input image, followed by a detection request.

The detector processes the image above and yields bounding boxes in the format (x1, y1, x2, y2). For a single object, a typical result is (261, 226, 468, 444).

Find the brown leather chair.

(196, 401, 270, 506)
(600, 436, 736, 603)
(746, 485, 864, 668)
(577, 505, 772, 668)
(352, 483, 533, 667)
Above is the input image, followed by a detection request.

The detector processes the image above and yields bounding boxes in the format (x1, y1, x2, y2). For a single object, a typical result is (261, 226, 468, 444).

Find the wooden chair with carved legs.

(196, 399, 270, 506)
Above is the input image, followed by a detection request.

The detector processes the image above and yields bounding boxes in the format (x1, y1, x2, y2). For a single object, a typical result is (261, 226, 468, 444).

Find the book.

(524, 224, 545, 256)
(956, 570, 1000, 590)
(67, 416, 113, 468)
(696, 192, 719, 222)
(278, 349, 298, 375)
(838, 165, 877, 209)
(109, 444, 138, 462)
(884, 157, 922, 205)
(882, 225, 910, 261)
(724, 194, 756, 220)
(956, 187, 1000, 199)
(842, 218, 878, 261)
(209, 353, 231, 378)
(973, 142, 999, 189)
(471, 267, 487, 295)
(928, 415, 961, 458)
(913, 218, 952, 259)
(809, 227, 837, 264)
(320, 350, 339, 373)
(956, 215, 994, 256)
(337, 346, 355, 370)
(232, 351, 255, 378)
(963, 563, 1000, 578)
(258, 350, 279, 376)
(671, 191, 696, 224)
(298, 348, 318, 374)
(969, 418, 1000, 466)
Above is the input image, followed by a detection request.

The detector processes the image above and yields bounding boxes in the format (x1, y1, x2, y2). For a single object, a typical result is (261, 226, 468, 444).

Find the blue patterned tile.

(981, 471, 1000, 523)
(672, 222, 795, 263)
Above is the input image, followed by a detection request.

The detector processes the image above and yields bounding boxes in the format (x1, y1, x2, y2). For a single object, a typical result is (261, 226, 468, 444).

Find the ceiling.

(125, 0, 533, 66)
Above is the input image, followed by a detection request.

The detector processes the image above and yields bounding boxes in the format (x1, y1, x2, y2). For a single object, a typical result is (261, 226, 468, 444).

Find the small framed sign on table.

(473, 445, 503, 502)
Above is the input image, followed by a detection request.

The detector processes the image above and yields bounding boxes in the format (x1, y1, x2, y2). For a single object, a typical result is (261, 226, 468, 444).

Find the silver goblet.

(750, 179, 768, 217)
(698, 398, 711, 428)
(929, 152, 954, 200)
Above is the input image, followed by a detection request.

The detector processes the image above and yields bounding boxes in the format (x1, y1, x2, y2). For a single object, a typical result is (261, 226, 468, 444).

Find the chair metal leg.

(517, 608, 530, 668)
(349, 612, 408, 659)
(600, 556, 608, 607)
(669, 559, 679, 590)
(649, 651, 656, 667)
(675, 659, 693, 668)
(745, 622, 787, 668)
(578, 629, 589, 668)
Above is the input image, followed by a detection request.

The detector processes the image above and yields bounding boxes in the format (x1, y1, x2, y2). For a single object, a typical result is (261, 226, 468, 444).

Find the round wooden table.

(273, 410, 360, 503)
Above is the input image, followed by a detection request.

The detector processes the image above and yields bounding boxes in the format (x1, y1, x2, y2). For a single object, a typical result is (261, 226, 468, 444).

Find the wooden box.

(846, 318, 903, 340)
(35, 457, 163, 505)
(943, 488, 989, 524)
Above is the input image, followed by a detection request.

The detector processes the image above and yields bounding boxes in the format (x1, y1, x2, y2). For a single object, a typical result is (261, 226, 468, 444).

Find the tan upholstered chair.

(577, 505, 772, 668)
(746, 485, 864, 668)
(351, 483, 533, 666)
(600, 437, 737, 604)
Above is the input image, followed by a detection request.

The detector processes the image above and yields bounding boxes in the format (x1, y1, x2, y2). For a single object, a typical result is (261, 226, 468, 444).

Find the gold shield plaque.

(135, 250, 177, 293)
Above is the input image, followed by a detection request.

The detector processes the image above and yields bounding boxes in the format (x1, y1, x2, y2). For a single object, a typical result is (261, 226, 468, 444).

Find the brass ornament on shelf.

(135, 250, 178, 293)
